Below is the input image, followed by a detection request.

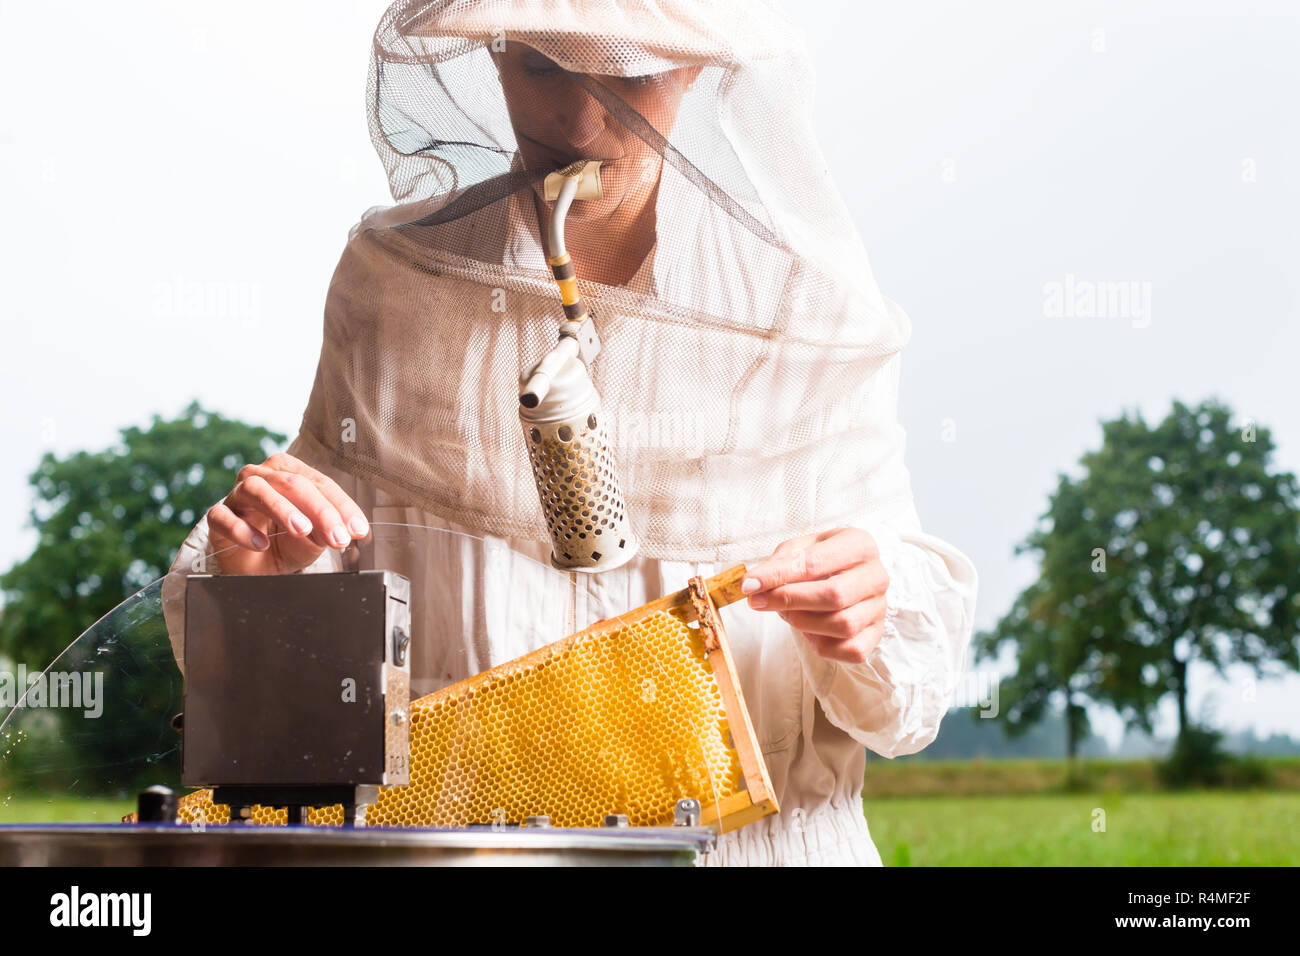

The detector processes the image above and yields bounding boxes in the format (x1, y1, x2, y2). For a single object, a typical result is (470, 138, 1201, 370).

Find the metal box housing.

(182, 570, 410, 790)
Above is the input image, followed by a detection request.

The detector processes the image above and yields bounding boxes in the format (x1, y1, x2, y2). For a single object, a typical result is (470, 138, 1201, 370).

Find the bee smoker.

(519, 161, 639, 574)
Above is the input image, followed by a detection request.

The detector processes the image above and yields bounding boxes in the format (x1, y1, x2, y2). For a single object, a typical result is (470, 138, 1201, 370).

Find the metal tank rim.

(0, 823, 717, 867)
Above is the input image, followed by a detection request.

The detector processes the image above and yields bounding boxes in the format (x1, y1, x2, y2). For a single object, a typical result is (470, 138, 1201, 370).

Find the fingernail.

(349, 516, 369, 537)
(250, 531, 270, 550)
(290, 514, 312, 535)
(741, 577, 760, 594)
(748, 595, 767, 609)
(331, 524, 350, 547)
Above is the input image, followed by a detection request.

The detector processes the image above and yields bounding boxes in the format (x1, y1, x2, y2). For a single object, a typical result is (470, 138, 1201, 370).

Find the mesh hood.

(392, 0, 796, 72)
(292, 0, 916, 563)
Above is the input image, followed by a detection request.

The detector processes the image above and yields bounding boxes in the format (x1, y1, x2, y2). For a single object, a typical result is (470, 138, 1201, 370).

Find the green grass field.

(0, 796, 130, 824)
(865, 791, 1300, 865)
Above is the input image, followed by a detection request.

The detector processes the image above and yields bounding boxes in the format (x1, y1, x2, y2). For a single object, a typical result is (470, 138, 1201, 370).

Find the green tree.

(0, 402, 283, 793)
(978, 398, 1300, 756)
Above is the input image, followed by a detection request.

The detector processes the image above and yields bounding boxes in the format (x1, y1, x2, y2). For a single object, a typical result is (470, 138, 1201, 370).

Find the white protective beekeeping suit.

(162, 0, 978, 865)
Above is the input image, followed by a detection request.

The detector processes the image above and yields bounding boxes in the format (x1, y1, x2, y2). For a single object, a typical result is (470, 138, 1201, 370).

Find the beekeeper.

(162, 0, 978, 866)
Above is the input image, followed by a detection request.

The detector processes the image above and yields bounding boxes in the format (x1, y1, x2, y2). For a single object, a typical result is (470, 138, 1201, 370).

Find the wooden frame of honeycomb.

(171, 563, 779, 833)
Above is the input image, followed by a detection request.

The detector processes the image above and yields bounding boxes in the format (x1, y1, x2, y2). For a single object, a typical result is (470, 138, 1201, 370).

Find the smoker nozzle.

(542, 160, 604, 203)
(519, 336, 580, 409)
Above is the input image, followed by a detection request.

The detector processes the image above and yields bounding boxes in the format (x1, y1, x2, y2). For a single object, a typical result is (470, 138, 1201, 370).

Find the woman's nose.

(550, 81, 608, 154)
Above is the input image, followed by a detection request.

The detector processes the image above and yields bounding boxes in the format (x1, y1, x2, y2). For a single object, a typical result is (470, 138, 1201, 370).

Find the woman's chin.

(565, 191, 631, 222)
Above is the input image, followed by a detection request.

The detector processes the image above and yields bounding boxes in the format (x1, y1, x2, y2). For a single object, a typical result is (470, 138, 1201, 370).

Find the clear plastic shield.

(0, 576, 182, 822)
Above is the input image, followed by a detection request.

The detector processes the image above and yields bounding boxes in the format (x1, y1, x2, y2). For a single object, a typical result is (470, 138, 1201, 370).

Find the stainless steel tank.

(0, 823, 715, 867)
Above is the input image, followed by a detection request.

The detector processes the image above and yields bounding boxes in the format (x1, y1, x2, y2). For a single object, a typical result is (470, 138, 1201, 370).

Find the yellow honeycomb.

(176, 609, 748, 829)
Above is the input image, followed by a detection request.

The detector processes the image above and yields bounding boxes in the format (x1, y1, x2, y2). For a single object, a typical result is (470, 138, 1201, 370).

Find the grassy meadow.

(858, 757, 1300, 865)
(865, 791, 1299, 865)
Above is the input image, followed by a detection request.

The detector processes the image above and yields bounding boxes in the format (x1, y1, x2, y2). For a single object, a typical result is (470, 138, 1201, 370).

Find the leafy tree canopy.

(978, 398, 1300, 753)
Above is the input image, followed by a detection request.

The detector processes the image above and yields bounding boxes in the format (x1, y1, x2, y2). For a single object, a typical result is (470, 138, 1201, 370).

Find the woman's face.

(492, 43, 699, 218)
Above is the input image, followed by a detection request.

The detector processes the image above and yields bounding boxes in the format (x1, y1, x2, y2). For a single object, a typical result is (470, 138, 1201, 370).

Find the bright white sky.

(1, 0, 1297, 747)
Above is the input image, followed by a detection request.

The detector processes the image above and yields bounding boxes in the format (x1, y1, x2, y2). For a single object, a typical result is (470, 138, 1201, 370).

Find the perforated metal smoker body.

(518, 354, 639, 573)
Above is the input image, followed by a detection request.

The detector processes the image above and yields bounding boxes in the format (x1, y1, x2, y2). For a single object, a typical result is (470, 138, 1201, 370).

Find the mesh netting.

(294, 0, 914, 564)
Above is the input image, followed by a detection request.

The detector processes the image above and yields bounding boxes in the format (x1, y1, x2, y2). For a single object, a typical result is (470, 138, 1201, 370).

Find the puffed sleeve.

(160, 506, 343, 678)
(788, 498, 977, 758)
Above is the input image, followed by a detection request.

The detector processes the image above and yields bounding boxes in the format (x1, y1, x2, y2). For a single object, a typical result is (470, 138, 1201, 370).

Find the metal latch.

(392, 625, 410, 667)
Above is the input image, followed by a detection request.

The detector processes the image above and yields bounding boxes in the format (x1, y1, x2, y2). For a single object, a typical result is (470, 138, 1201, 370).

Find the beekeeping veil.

(290, 0, 914, 564)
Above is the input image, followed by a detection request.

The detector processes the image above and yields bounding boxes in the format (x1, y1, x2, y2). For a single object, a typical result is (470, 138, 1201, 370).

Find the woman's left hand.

(741, 527, 890, 663)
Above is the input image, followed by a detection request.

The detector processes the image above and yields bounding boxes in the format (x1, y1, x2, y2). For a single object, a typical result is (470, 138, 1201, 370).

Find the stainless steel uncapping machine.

(181, 570, 411, 825)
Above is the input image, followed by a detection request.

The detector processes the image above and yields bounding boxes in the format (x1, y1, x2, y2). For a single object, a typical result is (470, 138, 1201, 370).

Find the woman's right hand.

(205, 453, 369, 575)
